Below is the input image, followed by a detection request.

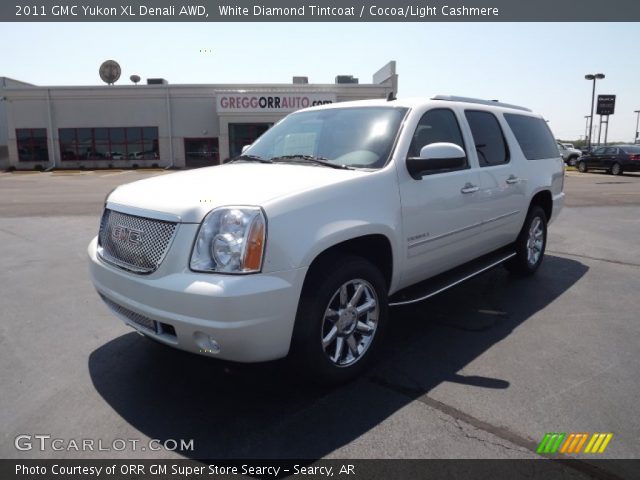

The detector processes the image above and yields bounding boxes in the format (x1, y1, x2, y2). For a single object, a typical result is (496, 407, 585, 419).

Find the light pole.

(584, 115, 590, 145)
(635, 110, 640, 144)
(585, 73, 605, 150)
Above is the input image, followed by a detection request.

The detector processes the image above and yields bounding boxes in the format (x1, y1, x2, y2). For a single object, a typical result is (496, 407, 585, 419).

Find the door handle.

(506, 175, 520, 185)
(460, 183, 479, 194)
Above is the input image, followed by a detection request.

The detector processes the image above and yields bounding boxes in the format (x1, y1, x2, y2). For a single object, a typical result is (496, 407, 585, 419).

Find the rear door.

(590, 147, 607, 169)
(463, 109, 528, 250)
(603, 147, 618, 170)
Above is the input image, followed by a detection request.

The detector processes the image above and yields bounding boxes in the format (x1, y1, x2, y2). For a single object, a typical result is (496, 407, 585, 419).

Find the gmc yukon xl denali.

(88, 95, 565, 382)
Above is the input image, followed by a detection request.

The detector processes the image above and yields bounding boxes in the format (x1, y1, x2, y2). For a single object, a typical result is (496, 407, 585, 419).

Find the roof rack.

(431, 95, 531, 112)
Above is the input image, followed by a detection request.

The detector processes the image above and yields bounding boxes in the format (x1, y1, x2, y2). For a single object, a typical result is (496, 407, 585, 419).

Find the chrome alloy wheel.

(526, 216, 544, 266)
(321, 279, 379, 367)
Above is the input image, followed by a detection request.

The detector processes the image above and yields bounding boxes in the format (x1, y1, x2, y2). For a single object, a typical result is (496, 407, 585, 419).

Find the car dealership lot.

(0, 170, 638, 475)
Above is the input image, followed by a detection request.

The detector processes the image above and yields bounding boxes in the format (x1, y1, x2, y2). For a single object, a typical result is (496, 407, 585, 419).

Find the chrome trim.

(106, 202, 182, 224)
(407, 210, 521, 249)
(408, 221, 483, 249)
(389, 252, 516, 306)
(484, 210, 520, 225)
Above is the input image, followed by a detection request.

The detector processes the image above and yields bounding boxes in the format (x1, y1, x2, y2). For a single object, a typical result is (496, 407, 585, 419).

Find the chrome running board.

(389, 248, 516, 307)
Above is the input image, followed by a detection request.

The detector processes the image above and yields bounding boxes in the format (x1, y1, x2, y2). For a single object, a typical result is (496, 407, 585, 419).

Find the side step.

(388, 247, 516, 307)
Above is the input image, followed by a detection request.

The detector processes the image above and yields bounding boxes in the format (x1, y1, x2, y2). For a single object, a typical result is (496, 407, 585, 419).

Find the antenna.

(129, 75, 141, 85)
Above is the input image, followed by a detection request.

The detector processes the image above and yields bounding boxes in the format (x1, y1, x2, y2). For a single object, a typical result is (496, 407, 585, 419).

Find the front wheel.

(505, 206, 547, 276)
(577, 160, 588, 173)
(290, 255, 388, 384)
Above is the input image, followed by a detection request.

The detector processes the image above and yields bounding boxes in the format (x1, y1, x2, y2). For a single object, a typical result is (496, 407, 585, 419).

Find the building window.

(59, 127, 159, 161)
(184, 138, 219, 168)
(17, 128, 49, 162)
(228, 123, 272, 160)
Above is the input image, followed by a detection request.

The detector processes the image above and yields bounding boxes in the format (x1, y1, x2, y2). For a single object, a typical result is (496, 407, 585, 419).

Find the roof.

(299, 95, 538, 115)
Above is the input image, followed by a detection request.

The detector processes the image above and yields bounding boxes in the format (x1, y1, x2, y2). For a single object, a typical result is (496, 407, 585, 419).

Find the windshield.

(242, 106, 408, 169)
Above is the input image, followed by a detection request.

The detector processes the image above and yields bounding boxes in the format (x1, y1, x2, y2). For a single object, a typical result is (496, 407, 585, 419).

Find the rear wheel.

(505, 206, 547, 276)
(568, 156, 578, 167)
(577, 160, 588, 173)
(611, 162, 623, 176)
(290, 255, 388, 384)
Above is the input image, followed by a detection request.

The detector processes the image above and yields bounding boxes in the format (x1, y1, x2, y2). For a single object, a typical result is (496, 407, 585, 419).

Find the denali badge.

(112, 225, 144, 245)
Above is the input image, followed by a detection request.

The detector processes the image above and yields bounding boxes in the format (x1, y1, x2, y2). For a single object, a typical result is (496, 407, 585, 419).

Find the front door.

(399, 108, 485, 287)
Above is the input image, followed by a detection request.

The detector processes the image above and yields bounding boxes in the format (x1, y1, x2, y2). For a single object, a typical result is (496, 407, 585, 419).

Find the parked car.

(557, 143, 582, 166)
(88, 95, 564, 383)
(576, 145, 640, 175)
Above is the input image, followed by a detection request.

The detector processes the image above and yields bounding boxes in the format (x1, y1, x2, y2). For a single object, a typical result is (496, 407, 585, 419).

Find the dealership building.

(0, 61, 397, 170)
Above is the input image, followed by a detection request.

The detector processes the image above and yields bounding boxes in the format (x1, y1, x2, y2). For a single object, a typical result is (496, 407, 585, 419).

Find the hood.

(107, 163, 368, 223)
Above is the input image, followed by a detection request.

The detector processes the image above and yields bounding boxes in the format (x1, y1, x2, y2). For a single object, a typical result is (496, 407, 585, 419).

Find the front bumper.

(88, 236, 307, 362)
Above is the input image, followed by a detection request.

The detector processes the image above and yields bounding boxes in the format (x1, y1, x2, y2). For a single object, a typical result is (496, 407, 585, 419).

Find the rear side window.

(504, 113, 559, 160)
(465, 110, 509, 166)
(621, 145, 640, 154)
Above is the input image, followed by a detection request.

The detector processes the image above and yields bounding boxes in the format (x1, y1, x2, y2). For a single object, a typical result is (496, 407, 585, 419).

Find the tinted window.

(620, 145, 640, 154)
(16, 128, 49, 162)
(504, 113, 559, 160)
(465, 110, 508, 166)
(604, 147, 617, 155)
(592, 147, 606, 155)
(408, 109, 466, 162)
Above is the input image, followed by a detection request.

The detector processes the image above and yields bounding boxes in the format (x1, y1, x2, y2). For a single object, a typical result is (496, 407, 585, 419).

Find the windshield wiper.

(269, 155, 353, 170)
(228, 154, 273, 164)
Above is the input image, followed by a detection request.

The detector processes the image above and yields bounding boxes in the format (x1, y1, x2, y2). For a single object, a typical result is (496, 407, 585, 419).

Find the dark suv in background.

(577, 145, 640, 175)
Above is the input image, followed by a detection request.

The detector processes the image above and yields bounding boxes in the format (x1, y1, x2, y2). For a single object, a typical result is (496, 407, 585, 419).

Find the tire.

(504, 206, 547, 276)
(611, 162, 623, 176)
(290, 255, 388, 384)
(568, 156, 578, 167)
(577, 161, 588, 173)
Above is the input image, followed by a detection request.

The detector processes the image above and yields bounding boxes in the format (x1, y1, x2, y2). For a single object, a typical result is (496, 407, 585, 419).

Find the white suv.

(88, 95, 565, 382)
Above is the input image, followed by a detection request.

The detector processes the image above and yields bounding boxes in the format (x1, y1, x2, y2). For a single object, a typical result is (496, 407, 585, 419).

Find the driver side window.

(408, 109, 467, 169)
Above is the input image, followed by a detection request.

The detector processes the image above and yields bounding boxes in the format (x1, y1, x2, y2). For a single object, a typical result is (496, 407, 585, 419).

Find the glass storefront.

(228, 123, 272, 160)
(16, 128, 49, 162)
(58, 127, 159, 161)
(184, 138, 219, 168)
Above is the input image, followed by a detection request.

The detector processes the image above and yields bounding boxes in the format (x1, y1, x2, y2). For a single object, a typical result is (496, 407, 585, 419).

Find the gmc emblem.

(112, 225, 144, 245)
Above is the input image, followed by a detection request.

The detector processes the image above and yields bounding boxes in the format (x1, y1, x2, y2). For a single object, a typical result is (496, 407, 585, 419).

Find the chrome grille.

(98, 208, 177, 274)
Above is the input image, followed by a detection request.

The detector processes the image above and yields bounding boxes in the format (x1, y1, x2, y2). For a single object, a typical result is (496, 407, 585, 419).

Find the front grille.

(100, 294, 156, 332)
(98, 208, 177, 274)
(99, 294, 177, 340)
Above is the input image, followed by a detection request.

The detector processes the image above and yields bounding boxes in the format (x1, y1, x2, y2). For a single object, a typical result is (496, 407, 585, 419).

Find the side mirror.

(241, 145, 251, 154)
(406, 142, 467, 179)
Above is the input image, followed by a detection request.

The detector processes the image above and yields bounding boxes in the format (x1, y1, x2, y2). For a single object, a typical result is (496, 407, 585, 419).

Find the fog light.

(208, 337, 221, 354)
(194, 331, 221, 354)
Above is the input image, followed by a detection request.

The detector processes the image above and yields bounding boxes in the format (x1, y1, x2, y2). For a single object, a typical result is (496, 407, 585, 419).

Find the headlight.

(190, 206, 266, 273)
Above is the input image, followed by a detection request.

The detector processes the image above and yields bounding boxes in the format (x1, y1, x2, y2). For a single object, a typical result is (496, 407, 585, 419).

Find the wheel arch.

(303, 233, 394, 295)
(529, 189, 552, 222)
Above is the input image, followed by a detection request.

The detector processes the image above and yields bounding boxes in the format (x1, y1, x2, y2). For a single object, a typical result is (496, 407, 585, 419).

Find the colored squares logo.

(536, 433, 613, 455)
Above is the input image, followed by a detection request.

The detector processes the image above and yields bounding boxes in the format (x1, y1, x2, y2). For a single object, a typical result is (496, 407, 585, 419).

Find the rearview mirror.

(406, 142, 467, 179)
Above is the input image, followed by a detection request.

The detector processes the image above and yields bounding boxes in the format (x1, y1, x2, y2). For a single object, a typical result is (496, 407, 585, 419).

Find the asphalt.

(0, 169, 638, 478)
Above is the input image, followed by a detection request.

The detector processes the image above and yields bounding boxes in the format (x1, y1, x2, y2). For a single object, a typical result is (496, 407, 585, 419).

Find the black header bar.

(4, 0, 640, 22)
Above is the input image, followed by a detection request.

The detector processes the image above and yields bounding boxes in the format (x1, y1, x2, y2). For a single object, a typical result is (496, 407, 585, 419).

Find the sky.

(2, 22, 639, 142)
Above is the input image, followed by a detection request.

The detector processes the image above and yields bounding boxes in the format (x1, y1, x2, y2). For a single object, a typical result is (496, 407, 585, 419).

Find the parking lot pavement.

(0, 170, 638, 475)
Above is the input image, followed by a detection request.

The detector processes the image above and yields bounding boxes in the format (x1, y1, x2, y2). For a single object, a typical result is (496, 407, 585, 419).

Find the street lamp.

(585, 73, 605, 149)
(634, 110, 640, 144)
(584, 115, 590, 145)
